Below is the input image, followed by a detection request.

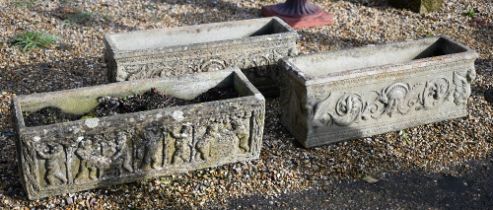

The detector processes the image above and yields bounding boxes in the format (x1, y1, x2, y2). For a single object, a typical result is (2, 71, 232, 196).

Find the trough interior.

(108, 19, 289, 51)
(18, 71, 254, 126)
(291, 37, 468, 78)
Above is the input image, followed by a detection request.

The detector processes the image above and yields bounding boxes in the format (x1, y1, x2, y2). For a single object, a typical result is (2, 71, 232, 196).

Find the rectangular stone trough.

(279, 36, 478, 148)
(104, 17, 298, 92)
(12, 68, 265, 199)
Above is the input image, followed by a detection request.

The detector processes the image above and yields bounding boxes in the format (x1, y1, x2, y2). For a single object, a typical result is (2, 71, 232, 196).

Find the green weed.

(464, 8, 477, 18)
(399, 129, 411, 145)
(12, 31, 57, 52)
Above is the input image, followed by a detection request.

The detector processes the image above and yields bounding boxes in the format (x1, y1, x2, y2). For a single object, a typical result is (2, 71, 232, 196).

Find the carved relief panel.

(309, 69, 476, 128)
(118, 47, 294, 81)
(14, 68, 265, 199)
(17, 106, 264, 199)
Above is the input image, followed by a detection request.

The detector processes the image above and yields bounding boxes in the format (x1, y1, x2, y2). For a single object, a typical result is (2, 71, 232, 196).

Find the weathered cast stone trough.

(279, 36, 478, 148)
(12, 68, 265, 199)
(104, 17, 298, 94)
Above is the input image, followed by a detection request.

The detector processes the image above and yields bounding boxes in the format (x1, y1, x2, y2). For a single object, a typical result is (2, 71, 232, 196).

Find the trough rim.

(12, 67, 264, 132)
(280, 36, 479, 87)
(104, 17, 299, 59)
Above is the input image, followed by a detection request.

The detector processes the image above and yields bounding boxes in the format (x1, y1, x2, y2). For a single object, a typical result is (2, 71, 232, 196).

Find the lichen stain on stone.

(32, 136, 41, 142)
(172, 110, 184, 122)
(254, 94, 264, 101)
(421, 0, 443, 13)
(84, 118, 99, 128)
(77, 136, 84, 142)
(69, 126, 81, 134)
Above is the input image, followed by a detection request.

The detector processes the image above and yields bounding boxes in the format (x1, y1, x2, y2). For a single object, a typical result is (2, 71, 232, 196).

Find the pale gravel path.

(0, 0, 492, 209)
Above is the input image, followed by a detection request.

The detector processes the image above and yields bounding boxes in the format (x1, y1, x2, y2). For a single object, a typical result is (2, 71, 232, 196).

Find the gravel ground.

(227, 158, 493, 209)
(0, 0, 492, 209)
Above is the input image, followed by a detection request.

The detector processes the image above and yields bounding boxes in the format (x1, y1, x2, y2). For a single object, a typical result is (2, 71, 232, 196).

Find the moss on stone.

(420, 0, 443, 13)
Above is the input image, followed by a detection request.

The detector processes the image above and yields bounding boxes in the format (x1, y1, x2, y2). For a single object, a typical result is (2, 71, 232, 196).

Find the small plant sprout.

(12, 31, 57, 52)
(464, 8, 477, 18)
(399, 129, 411, 145)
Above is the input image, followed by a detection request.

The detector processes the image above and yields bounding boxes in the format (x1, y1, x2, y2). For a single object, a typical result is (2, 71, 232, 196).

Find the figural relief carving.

(35, 142, 67, 186)
(195, 124, 218, 161)
(232, 118, 250, 153)
(139, 124, 164, 171)
(453, 69, 475, 105)
(21, 110, 262, 197)
(113, 131, 133, 175)
(74, 138, 100, 183)
(171, 124, 193, 164)
(72, 131, 135, 183)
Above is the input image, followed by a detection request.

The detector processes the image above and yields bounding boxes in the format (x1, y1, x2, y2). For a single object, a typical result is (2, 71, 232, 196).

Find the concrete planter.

(104, 17, 298, 86)
(12, 68, 265, 199)
(279, 36, 478, 148)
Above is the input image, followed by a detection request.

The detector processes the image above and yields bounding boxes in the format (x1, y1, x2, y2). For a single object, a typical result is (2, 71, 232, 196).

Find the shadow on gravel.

(471, 58, 493, 99)
(335, 0, 390, 8)
(471, 19, 493, 102)
(155, 0, 259, 25)
(0, 136, 24, 199)
(0, 57, 109, 95)
(227, 158, 493, 209)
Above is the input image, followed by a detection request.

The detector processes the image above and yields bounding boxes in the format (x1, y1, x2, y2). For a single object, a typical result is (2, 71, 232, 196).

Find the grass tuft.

(12, 31, 57, 52)
(399, 129, 411, 145)
(464, 8, 477, 18)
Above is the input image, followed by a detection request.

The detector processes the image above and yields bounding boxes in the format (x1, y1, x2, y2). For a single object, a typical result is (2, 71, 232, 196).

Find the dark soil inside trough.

(24, 87, 238, 127)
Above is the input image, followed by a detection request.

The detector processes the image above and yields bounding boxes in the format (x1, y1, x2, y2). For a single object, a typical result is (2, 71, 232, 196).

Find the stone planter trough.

(12, 68, 265, 199)
(279, 36, 478, 148)
(104, 17, 298, 95)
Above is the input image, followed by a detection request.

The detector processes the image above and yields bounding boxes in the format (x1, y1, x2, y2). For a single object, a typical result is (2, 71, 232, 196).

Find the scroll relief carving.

(311, 70, 474, 127)
(26, 112, 258, 190)
(123, 63, 173, 81)
(121, 48, 288, 80)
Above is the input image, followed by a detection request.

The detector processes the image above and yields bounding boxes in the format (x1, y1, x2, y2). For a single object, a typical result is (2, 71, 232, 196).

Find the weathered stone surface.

(279, 36, 478, 148)
(12, 68, 265, 199)
(104, 17, 298, 93)
(388, 0, 443, 13)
